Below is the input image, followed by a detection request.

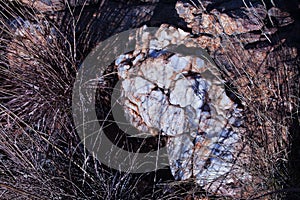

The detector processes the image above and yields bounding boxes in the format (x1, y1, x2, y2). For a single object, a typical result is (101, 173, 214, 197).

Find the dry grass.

(0, 1, 172, 199)
(0, 0, 299, 199)
(182, 0, 299, 198)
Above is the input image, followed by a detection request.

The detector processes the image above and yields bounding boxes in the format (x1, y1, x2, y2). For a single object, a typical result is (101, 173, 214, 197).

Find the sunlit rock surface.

(175, 0, 293, 36)
(113, 25, 251, 197)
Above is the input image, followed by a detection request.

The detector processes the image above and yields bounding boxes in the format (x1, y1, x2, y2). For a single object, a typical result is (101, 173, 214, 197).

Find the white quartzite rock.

(114, 25, 250, 197)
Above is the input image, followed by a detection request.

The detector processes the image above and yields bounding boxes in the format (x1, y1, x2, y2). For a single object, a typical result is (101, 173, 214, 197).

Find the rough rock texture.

(115, 25, 251, 198)
(118, 53, 209, 137)
(0, 0, 299, 199)
(175, 0, 299, 113)
(176, 0, 300, 198)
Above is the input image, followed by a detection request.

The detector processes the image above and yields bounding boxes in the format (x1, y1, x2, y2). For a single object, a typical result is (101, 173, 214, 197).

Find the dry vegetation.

(0, 0, 299, 199)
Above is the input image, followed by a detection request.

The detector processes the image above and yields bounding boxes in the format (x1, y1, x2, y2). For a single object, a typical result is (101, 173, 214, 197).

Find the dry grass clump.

(0, 1, 146, 199)
(0, 0, 299, 199)
(175, 0, 300, 198)
(221, 17, 300, 200)
(0, 1, 177, 199)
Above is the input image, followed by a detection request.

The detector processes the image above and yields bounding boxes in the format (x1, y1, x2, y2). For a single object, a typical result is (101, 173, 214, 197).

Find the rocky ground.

(0, 0, 299, 199)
